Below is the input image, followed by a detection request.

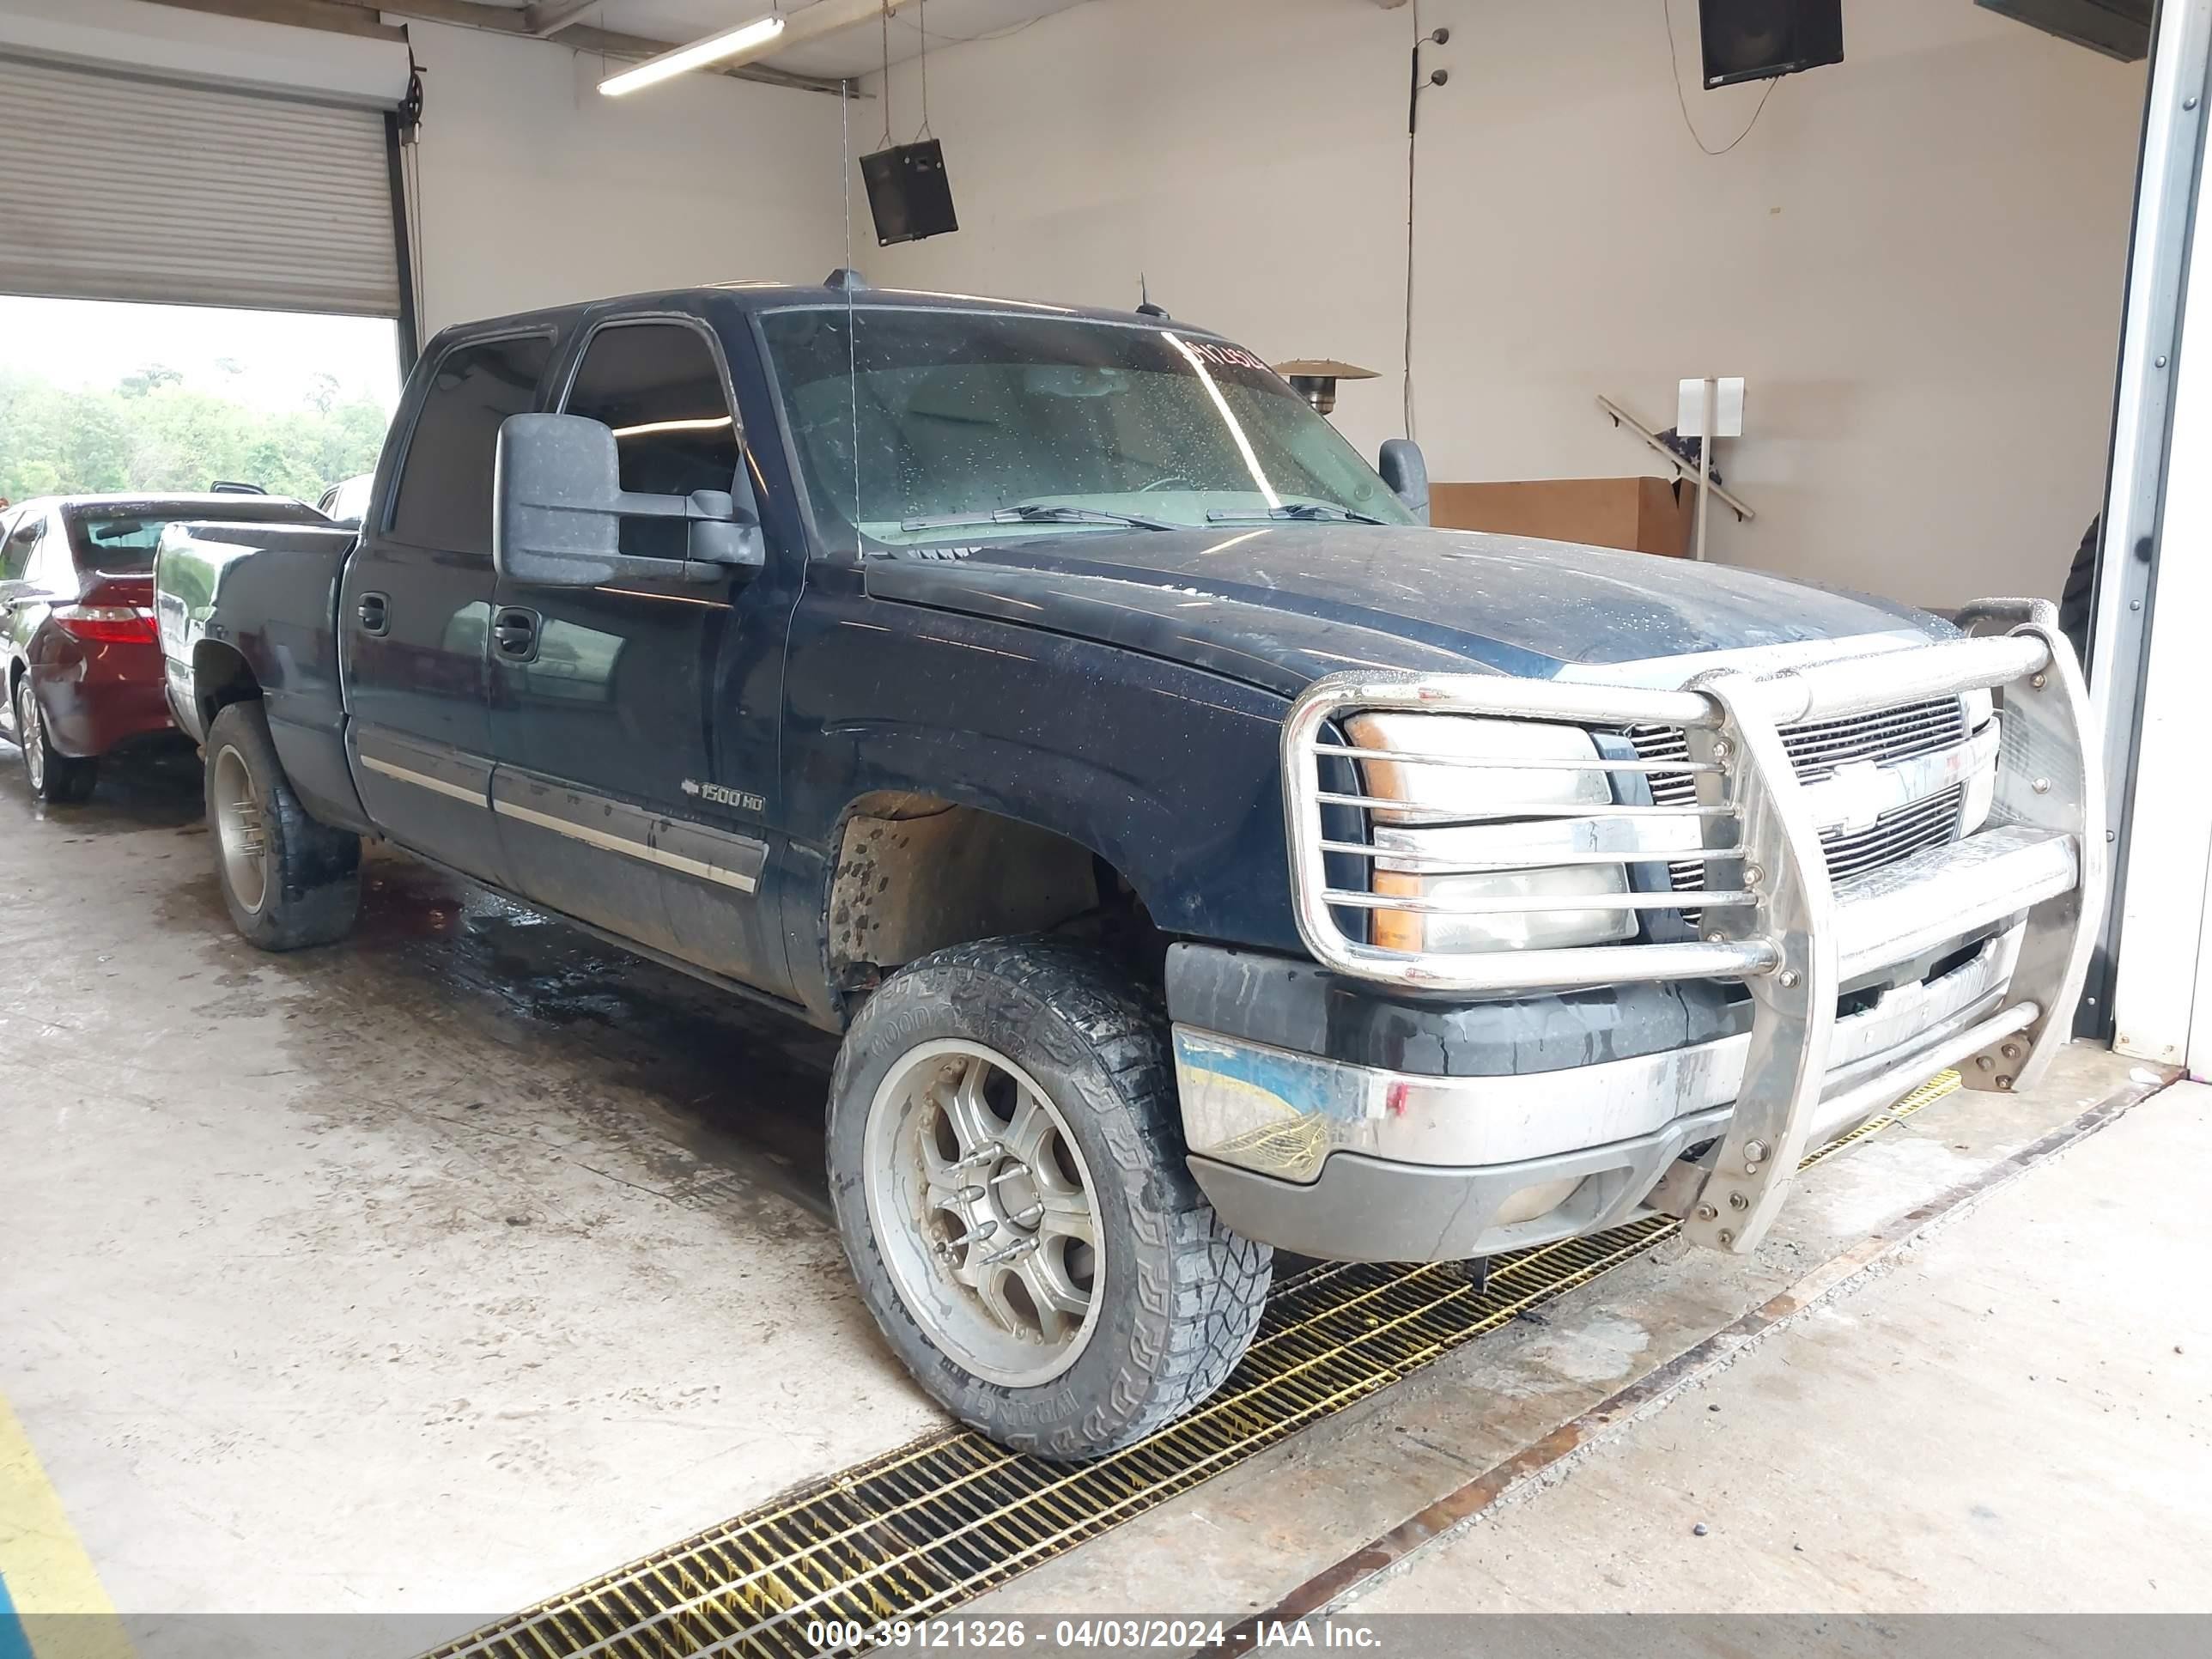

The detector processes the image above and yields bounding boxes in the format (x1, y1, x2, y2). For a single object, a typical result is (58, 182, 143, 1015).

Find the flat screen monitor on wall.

(1698, 0, 1846, 88)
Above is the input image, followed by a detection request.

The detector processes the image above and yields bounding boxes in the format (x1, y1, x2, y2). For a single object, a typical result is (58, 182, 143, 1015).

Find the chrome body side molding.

(490, 767, 765, 895)
(348, 724, 766, 897)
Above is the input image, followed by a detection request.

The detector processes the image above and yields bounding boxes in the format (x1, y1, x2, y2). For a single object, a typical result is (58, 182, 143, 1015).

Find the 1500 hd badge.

(681, 779, 766, 813)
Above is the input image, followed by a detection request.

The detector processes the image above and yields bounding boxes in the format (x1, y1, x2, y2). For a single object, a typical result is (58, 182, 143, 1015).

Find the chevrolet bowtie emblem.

(1818, 760, 1899, 835)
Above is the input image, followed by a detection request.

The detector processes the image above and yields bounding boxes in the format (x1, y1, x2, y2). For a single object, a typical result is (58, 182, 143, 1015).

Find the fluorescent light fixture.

(599, 13, 786, 96)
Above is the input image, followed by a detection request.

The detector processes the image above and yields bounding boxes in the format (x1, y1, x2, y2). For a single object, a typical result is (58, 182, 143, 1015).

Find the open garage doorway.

(0, 43, 411, 506)
(0, 296, 399, 506)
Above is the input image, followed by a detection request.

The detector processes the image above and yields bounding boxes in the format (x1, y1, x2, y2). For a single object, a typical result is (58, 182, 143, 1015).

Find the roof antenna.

(1135, 273, 1168, 319)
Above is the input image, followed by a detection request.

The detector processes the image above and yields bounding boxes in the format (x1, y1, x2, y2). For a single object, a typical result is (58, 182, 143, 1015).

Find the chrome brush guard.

(1279, 599, 2103, 1254)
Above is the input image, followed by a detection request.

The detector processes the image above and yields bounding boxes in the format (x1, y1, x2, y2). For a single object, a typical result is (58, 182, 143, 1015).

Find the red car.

(0, 494, 328, 802)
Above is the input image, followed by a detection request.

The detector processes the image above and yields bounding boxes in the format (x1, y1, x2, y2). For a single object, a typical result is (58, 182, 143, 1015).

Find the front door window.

(562, 322, 742, 561)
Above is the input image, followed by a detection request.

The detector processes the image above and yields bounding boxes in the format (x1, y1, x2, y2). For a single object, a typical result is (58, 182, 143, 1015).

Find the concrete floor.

(2, 744, 2203, 1651)
(961, 1042, 2182, 1626)
(0, 745, 944, 1628)
(1359, 1081, 2212, 1615)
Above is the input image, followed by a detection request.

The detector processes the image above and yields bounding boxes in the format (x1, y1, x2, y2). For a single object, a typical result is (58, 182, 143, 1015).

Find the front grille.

(1824, 784, 1965, 881)
(1777, 698, 1967, 781)
(1626, 696, 1971, 894)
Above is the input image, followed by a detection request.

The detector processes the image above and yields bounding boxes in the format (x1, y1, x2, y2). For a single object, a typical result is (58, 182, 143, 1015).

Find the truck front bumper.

(1174, 921, 2023, 1261)
(1182, 599, 2101, 1263)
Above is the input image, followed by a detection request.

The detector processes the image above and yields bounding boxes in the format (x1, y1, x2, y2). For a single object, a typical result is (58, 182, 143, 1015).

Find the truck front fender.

(781, 588, 1303, 1022)
(824, 728, 1292, 942)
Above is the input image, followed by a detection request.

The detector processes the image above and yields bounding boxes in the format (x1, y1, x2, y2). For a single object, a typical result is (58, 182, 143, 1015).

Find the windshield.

(759, 306, 1414, 549)
(64, 499, 322, 571)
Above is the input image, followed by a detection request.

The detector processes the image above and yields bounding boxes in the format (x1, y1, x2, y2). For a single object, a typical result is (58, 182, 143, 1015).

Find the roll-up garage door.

(0, 54, 398, 316)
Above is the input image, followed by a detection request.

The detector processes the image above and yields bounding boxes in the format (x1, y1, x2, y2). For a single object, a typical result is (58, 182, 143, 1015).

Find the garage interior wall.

(861, 0, 2146, 611)
(0, 0, 2146, 611)
(400, 20, 849, 338)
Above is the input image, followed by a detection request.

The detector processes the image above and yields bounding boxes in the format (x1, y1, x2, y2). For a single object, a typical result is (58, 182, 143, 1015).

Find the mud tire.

(828, 938, 1272, 1459)
(204, 701, 362, 951)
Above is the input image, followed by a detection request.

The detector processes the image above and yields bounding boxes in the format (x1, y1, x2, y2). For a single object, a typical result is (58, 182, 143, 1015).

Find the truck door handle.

(492, 606, 539, 663)
(356, 592, 390, 636)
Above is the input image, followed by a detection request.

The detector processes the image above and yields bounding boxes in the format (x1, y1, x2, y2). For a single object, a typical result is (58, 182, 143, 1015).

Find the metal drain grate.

(426, 1072, 1961, 1659)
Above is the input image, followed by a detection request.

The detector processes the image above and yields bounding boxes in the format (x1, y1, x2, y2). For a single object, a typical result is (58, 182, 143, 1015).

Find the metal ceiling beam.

(135, 0, 405, 42)
(523, 0, 600, 33)
(592, 0, 935, 87)
(662, 0, 918, 74)
(136, 0, 852, 94)
(357, 0, 852, 94)
(552, 21, 850, 93)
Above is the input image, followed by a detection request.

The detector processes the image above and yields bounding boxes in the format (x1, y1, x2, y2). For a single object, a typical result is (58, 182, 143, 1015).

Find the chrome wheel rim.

(863, 1038, 1104, 1388)
(18, 684, 42, 793)
(211, 744, 269, 915)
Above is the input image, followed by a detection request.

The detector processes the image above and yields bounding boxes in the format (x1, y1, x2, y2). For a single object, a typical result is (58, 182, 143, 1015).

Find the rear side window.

(35, 523, 82, 586)
(323, 476, 374, 527)
(1, 515, 40, 582)
(390, 333, 554, 555)
(563, 321, 740, 560)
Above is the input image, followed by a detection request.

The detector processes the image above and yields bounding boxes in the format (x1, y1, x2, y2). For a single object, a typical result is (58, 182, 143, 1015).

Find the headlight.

(1346, 714, 1642, 954)
(1347, 712, 1613, 822)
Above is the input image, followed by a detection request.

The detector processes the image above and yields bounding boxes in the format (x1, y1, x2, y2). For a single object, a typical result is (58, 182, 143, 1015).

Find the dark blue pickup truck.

(155, 280, 2100, 1458)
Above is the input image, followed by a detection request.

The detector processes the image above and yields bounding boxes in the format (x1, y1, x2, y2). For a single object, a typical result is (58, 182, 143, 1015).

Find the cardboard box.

(1429, 477, 1698, 558)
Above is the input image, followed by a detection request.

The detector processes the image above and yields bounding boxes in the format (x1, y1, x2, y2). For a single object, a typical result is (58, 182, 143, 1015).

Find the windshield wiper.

(1206, 503, 1390, 526)
(899, 504, 1181, 533)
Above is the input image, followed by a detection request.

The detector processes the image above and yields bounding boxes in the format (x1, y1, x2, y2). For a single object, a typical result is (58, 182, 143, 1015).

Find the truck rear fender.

(188, 640, 259, 737)
(155, 520, 373, 835)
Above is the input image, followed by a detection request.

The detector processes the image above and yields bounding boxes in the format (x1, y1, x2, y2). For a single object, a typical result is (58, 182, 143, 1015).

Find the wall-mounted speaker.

(860, 139, 959, 246)
(1698, 0, 1845, 88)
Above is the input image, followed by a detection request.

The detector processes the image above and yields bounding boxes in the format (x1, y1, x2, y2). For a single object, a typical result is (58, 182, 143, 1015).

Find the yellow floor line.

(0, 1393, 131, 1659)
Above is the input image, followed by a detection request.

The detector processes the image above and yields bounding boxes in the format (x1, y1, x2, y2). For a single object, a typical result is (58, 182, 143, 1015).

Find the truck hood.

(862, 523, 1948, 697)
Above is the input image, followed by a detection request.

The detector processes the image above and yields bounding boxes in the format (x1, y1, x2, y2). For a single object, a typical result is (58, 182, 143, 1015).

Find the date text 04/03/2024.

(802, 1619, 1388, 1650)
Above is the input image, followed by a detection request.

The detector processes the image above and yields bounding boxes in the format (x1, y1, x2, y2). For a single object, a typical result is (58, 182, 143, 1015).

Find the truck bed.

(154, 519, 357, 746)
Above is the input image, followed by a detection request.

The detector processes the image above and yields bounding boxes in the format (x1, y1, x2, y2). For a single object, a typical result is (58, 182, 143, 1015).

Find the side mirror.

(495, 412, 765, 588)
(682, 490, 767, 571)
(1377, 438, 1430, 525)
